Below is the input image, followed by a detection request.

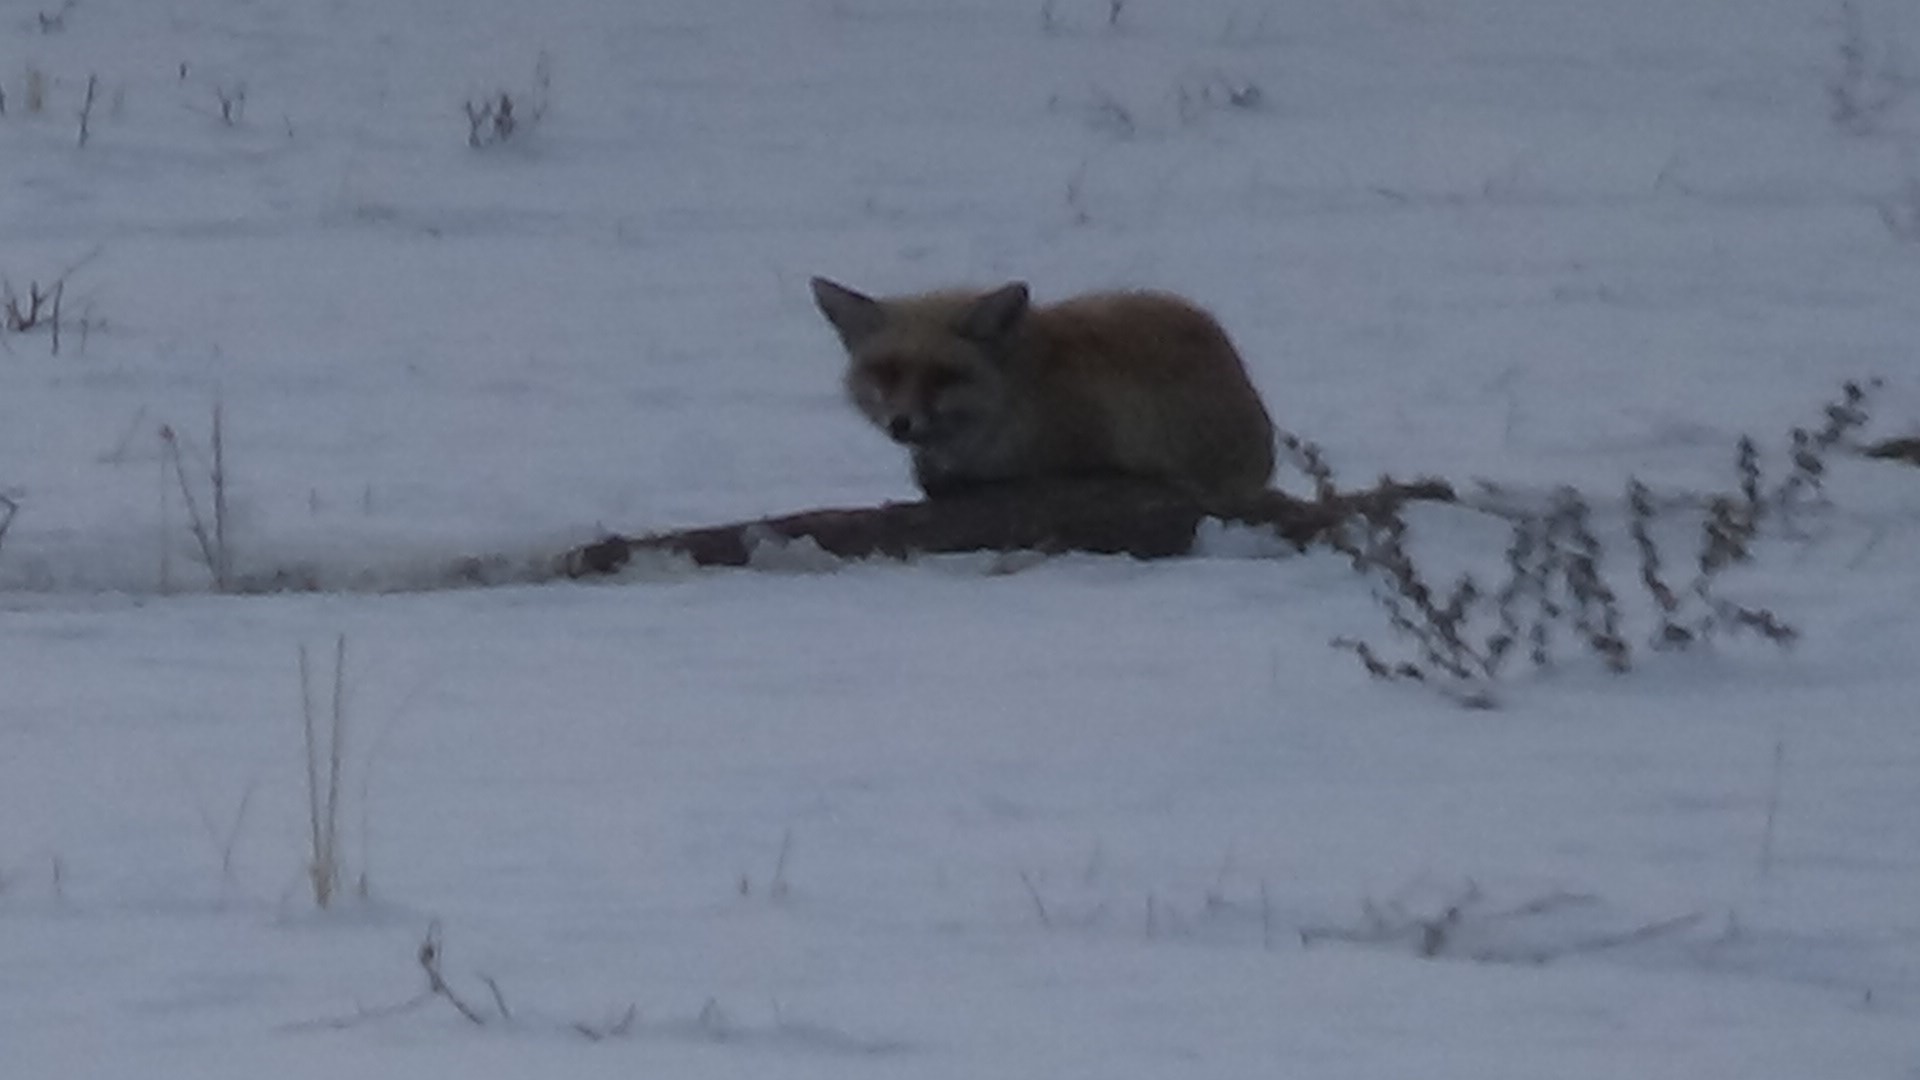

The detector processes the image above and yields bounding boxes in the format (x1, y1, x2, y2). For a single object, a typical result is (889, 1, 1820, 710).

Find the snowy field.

(4, 0, 1920, 1075)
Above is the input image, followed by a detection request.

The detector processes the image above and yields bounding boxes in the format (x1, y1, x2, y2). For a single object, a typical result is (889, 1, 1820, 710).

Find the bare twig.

(157, 403, 233, 590)
(48, 280, 62, 355)
(417, 922, 489, 1026)
(160, 425, 218, 579)
(1304, 884, 1702, 967)
(3, 247, 101, 356)
(212, 402, 230, 587)
(214, 83, 246, 126)
(4, 281, 60, 335)
(1019, 870, 1053, 928)
(480, 974, 513, 1022)
(37, 1, 75, 34)
(77, 73, 98, 148)
(770, 828, 793, 901)
(181, 769, 258, 885)
(293, 925, 646, 1040)
(0, 494, 19, 557)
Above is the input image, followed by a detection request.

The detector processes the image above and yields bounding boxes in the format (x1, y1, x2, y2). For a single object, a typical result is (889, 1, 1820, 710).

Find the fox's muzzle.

(886, 413, 946, 446)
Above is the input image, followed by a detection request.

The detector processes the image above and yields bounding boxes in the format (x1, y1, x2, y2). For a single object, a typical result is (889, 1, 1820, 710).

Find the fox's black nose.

(887, 415, 914, 441)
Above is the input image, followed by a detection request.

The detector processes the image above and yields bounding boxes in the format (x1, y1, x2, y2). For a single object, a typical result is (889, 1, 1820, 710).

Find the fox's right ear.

(811, 277, 885, 348)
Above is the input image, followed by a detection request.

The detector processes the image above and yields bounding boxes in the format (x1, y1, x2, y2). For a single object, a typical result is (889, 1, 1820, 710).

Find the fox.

(810, 277, 1276, 500)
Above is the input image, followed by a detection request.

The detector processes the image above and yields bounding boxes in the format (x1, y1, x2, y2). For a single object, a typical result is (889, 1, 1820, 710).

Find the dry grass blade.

(300, 635, 348, 909)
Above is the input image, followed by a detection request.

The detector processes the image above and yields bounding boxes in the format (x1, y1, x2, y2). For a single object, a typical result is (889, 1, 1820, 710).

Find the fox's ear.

(956, 282, 1029, 343)
(811, 277, 885, 347)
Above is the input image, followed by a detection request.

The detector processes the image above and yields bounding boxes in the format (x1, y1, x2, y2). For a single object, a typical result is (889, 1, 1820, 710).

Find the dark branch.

(563, 475, 1456, 576)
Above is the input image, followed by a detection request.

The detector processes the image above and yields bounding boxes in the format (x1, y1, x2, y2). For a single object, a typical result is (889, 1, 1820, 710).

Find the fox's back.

(1021, 291, 1276, 495)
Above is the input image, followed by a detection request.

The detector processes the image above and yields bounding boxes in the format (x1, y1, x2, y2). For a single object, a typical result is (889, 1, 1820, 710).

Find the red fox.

(810, 277, 1276, 499)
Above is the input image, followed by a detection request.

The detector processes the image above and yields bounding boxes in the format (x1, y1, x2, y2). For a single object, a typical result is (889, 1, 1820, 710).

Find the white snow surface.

(4, 0, 1920, 1076)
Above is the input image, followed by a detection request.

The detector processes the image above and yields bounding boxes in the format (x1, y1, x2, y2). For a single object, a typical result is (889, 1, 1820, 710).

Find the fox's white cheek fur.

(848, 380, 889, 422)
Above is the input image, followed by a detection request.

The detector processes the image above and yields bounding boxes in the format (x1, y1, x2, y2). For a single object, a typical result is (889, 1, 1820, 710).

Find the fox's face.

(811, 278, 1030, 451)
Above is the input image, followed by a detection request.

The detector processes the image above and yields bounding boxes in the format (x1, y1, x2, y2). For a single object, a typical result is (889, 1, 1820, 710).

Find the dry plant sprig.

(736, 828, 796, 899)
(1546, 488, 1631, 672)
(292, 922, 645, 1041)
(1325, 499, 1504, 708)
(3, 279, 61, 336)
(76, 72, 98, 148)
(37, 0, 75, 34)
(463, 94, 520, 147)
(1300, 882, 1705, 965)
(464, 54, 550, 148)
(1310, 379, 1873, 704)
(1769, 377, 1878, 530)
(417, 921, 490, 1026)
(180, 769, 258, 887)
(158, 402, 232, 591)
(1277, 432, 1342, 504)
(299, 635, 351, 909)
(1628, 478, 1687, 647)
(1360, 506, 1487, 682)
(3, 248, 102, 357)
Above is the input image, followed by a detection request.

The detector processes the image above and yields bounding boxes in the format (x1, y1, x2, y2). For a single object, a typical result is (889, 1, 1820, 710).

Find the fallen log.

(562, 475, 1455, 576)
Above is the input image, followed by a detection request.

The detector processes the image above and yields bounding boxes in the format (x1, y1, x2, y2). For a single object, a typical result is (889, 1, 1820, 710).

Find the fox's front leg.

(911, 452, 985, 499)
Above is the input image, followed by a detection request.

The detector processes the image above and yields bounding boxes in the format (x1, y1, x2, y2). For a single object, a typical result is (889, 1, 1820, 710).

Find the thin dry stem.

(418, 922, 489, 1026)
(76, 72, 98, 148)
(1758, 738, 1786, 879)
(1019, 870, 1053, 928)
(300, 635, 348, 909)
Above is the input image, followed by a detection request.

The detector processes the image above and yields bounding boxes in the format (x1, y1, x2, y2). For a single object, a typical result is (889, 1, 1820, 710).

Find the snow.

(3, 0, 1920, 1076)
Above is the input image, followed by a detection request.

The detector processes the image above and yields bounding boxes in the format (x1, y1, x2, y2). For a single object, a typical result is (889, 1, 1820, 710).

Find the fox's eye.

(864, 360, 903, 387)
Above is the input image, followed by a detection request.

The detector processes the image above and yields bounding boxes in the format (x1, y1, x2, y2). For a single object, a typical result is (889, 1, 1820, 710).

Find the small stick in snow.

(417, 922, 489, 1027)
(1019, 870, 1053, 928)
(1758, 738, 1786, 880)
(77, 73, 98, 148)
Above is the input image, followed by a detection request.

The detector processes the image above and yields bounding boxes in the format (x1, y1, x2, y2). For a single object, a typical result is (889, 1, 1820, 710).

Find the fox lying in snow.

(810, 277, 1275, 500)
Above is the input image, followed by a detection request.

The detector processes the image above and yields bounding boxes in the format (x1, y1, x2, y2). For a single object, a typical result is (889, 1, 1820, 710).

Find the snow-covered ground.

(4, 0, 1919, 1075)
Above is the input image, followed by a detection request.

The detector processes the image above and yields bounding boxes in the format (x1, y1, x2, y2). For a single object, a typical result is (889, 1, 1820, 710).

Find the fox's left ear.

(957, 282, 1029, 343)
(811, 277, 886, 348)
